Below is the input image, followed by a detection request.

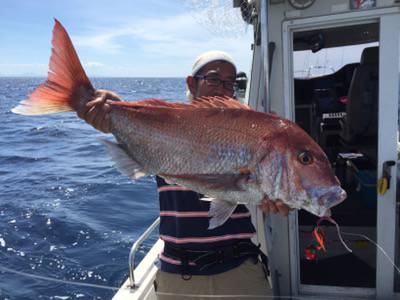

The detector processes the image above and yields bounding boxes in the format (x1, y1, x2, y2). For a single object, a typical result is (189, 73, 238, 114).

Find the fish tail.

(12, 19, 95, 115)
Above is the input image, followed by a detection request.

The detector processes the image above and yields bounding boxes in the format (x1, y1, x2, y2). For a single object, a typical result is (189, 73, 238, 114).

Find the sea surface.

(0, 77, 187, 300)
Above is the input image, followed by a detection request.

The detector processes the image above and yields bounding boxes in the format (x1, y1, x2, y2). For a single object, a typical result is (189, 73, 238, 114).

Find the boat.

(113, 0, 400, 299)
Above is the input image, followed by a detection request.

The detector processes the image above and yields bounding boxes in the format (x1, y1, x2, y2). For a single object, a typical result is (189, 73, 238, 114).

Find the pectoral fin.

(160, 173, 252, 191)
(208, 199, 237, 230)
(100, 139, 146, 179)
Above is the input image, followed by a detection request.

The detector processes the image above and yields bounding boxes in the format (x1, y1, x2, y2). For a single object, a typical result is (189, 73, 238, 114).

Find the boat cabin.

(114, 0, 400, 299)
(245, 0, 399, 299)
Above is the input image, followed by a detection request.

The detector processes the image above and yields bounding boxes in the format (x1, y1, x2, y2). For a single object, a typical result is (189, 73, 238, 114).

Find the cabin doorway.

(293, 24, 379, 290)
(282, 11, 399, 299)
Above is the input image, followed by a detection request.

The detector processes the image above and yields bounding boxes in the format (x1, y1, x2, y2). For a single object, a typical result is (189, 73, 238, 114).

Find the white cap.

(191, 50, 236, 76)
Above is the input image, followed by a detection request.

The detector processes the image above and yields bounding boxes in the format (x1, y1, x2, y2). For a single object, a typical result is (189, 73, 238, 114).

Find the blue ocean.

(0, 77, 187, 299)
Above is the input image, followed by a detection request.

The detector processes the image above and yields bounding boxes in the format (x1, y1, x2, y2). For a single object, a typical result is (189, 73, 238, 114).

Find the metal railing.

(128, 217, 160, 289)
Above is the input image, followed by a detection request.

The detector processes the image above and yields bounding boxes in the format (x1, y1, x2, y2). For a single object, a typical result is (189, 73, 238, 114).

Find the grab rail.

(128, 217, 160, 289)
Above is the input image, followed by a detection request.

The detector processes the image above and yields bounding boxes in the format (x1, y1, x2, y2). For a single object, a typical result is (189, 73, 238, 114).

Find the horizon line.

(0, 75, 187, 79)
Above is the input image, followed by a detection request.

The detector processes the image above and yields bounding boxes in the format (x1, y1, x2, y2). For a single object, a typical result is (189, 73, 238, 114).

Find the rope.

(156, 292, 311, 299)
(2, 231, 400, 297)
(0, 265, 119, 291)
(0, 265, 311, 298)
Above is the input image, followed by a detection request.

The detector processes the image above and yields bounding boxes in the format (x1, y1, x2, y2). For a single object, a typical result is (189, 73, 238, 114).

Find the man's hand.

(259, 196, 293, 217)
(77, 89, 122, 133)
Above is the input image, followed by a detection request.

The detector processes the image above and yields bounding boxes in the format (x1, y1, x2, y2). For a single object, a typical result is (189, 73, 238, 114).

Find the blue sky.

(0, 0, 253, 77)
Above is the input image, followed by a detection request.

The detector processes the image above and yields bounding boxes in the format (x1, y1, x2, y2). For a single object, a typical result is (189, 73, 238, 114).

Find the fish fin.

(100, 139, 147, 179)
(109, 96, 252, 111)
(12, 19, 94, 115)
(111, 99, 189, 109)
(134, 99, 197, 108)
(208, 199, 237, 229)
(192, 96, 251, 110)
(159, 174, 250, 191)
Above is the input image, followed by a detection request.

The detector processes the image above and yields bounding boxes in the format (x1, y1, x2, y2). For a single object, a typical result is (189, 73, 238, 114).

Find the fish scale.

(109, 106, 266, 175)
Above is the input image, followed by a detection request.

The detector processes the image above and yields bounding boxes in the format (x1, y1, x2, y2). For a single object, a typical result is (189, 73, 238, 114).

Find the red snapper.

(12, 20, 347, 229)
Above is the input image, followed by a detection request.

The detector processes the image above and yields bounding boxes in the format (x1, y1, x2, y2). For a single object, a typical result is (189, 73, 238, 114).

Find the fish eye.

(298, 151, 313, 165)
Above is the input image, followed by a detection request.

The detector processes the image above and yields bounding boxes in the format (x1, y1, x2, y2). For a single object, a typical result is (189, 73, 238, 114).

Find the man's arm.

(77, 89, 121, 133)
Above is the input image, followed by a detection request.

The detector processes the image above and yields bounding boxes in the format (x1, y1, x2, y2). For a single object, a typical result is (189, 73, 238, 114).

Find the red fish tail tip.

(12, 20, 94, 116)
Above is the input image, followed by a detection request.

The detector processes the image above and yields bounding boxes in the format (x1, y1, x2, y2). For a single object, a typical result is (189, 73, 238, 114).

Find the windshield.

(293, 42, 379, 79)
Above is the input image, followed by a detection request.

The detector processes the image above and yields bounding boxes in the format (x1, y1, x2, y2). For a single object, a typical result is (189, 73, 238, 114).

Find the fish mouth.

(316, 186, 347, 217)
(321, 208, 331, 217)
(305, 186, 347, 217)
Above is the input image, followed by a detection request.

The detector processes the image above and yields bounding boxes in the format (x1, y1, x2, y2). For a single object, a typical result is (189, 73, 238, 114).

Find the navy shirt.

(156, 176, 256, 275)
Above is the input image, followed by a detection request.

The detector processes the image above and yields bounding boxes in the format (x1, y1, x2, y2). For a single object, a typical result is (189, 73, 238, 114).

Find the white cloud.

(84, 61, 104, 67)
(69, 9, 253, 76)
(73, 31, 126, 53)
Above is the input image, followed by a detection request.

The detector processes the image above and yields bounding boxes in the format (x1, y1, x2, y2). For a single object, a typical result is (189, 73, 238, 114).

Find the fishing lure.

(305, 216, 352, 260)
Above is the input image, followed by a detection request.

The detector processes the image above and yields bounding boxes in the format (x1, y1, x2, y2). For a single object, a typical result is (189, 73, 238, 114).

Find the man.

(78, 51, 290, 299)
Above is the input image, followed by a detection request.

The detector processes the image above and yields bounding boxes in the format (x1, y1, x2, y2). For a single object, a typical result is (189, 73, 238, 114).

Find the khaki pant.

(154, 259, 272, 300)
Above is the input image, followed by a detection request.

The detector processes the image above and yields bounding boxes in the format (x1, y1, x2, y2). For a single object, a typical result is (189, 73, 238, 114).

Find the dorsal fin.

(134, 99, 189, 108)
(192, 96, 251, 110)
(108, 96, 251, 110)
(110, 99, 190, 109)
(110, 96, 252, 111)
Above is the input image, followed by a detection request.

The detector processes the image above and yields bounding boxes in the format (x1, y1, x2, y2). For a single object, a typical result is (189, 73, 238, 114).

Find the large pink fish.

(12, 20, 346, 229)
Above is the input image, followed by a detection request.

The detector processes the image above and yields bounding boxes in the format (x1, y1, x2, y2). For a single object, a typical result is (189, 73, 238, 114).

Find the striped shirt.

(156, 176, 256, 275)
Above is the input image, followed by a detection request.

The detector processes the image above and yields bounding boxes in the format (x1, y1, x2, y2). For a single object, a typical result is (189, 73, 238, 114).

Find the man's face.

(192, 61, 236, 98)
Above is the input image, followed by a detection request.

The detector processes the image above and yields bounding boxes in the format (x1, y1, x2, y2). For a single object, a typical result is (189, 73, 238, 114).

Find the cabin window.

(293, 42, 378, 79)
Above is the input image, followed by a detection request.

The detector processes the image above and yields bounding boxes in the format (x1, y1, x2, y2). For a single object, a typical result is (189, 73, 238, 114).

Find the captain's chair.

(340, 46, 379, 162)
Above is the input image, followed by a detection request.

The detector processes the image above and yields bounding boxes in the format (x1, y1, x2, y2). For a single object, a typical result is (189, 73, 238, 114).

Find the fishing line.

(156, 292, 314, 299)
(1, 235, 398, 294)
(0, 265, 119, 291)
(0, 266, 315, 299)
(316, 216, 352, 252)
(316, 218, 400, 273)
(341, 231, 400, 275)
